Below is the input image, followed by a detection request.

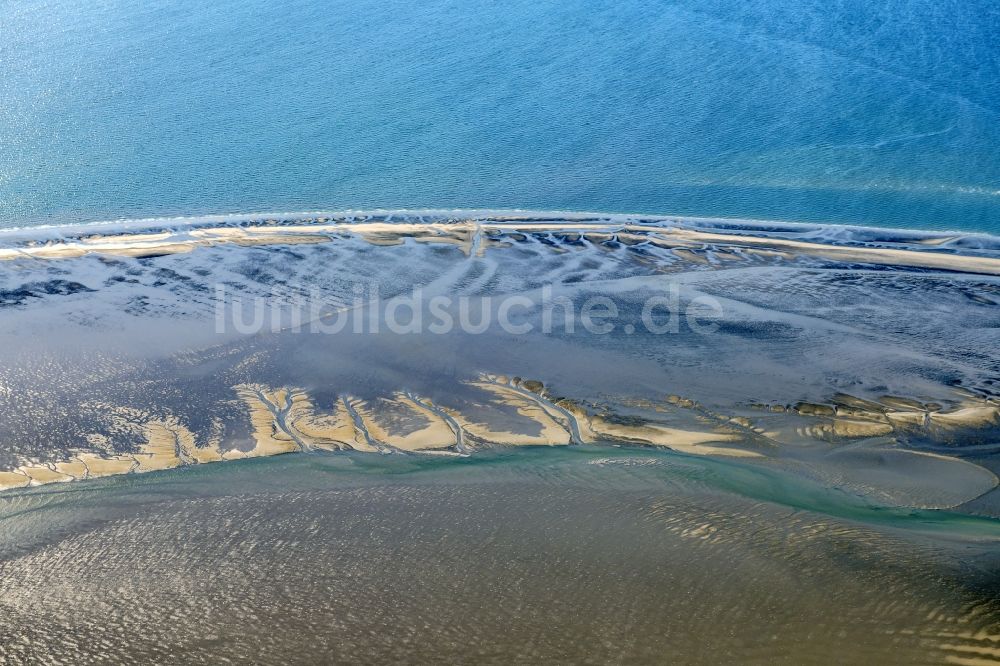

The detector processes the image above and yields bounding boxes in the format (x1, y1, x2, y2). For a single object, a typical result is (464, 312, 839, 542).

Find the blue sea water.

(1, 0, 998, 232)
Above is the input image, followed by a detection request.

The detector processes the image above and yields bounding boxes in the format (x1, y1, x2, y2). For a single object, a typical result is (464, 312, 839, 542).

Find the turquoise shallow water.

(2, 0, 999, 232)
(5, 448, 999, 547)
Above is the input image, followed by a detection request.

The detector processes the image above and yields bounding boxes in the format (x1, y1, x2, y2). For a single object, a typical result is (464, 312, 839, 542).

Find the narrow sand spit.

(2, 217, 1000, 275)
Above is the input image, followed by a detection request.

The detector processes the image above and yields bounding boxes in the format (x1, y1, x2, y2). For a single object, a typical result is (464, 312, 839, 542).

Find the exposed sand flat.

(831, 393, 888, 413)
(186, 444, 224, 464)
(2, 211, 996, 523)
(337, 397, 382, 452)
(133, 422, 185, 472)
(308, 402, 376, 453)
(0, 372, 998, 509)
(825, 418, 894, 439)
(640, 226, 1000, 276)
(4, 218, 999, 278)
(0, 471, 31, 490)
(886, 411, 928, 428)
(347, 222, 471, 236)
(191, 226, 280, 238)
(582, 232, 613, 243)
(81, 231, 177, 245)
(398, 394, 463, 447)
(0, 240, 200, 260)
(232, 385, 381, 453)
(671, 248, 710, 264)
(222, 221, 471, 245)
(462, 380, 572, 446)
(760, 394, 1000, 442)
(497, 376, 585, 444)
(793, 417, 895, 441)
(53, 459, 89, 479)
(879, 396, 930, 411)
(353, 224, 485, 255)
(354, 394, 457, 451)
(0, 379, 991, 496)
(410, 230, 475, 255)
(106, 242, 199, 258)
(77, 453, 137, 478)
(137, 418, 222, 468)
(585, 415, 761, 458)
(288, 394, 370, 451)
(228, 234, 331, 247)
(356, 234, 405, 246)
(0, 220, 480, 261)
(221, 447, 253, 461)
(19, 464, 74, 485)
(930, 404, 1000, 430)
(554, 399, 606, 443)
(234, 384, 304, 457)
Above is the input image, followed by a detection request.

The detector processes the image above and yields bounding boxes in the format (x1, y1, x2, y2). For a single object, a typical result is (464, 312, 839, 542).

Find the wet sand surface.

(0, 449, 998, 665)
(0, 212, 998, 662)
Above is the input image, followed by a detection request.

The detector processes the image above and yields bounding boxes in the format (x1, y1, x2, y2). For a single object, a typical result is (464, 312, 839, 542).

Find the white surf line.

(498, 379, 584, 445)
(7, 216, 998, 278)
(4, 207, 997, 246)
(403, 391, 468, 454)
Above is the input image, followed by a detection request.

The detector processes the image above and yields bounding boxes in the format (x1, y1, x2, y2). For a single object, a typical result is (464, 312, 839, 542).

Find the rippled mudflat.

(0, 211, 998, 662)
(0, 449, 998, 665)
(0, 447, 1000, 663)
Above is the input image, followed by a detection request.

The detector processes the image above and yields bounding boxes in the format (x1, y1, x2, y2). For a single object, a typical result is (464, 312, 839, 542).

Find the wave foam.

(0, 208, 999, 256)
